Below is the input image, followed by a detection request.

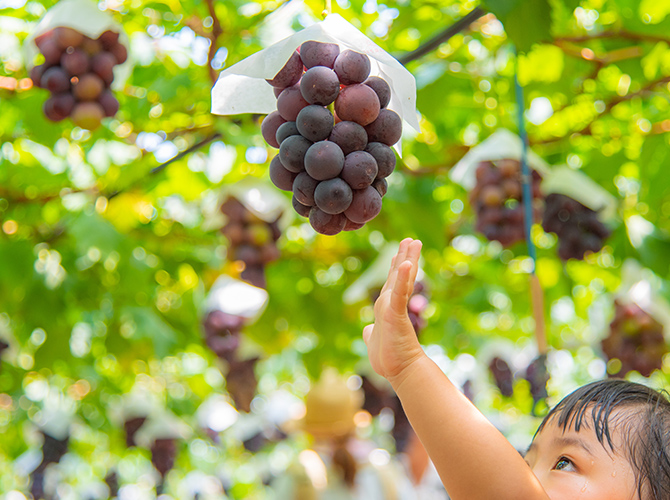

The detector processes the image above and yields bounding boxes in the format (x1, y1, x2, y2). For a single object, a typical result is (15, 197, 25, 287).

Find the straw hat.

(302, 368, 363, 439)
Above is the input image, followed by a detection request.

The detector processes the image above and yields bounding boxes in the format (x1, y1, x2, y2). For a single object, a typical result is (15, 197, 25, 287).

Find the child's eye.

(554, 457, 576, 472)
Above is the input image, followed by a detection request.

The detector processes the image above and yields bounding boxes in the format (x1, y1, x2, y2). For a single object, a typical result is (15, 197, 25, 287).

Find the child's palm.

(364, 239, 425, 384)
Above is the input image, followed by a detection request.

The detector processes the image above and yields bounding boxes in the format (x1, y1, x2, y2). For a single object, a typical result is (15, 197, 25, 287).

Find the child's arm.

(363, 238, 549, 500)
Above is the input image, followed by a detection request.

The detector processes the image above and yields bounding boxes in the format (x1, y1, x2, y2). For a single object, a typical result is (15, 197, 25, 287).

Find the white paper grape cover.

(204, 275, 269, 322)
(450, 129, 550, 190)
(221, 177, 291, 225)
(541, 165, 618, 222)
(211, 14, 420, 137)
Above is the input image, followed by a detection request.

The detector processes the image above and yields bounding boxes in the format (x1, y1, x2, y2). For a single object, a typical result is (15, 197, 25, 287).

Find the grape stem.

(322, 0, 332, 18)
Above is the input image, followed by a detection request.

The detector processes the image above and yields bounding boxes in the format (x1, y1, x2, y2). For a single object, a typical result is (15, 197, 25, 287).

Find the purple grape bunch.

(262, 41, 402, 235)
(30, 26, 126, 130)
(542, 193, 611, 260)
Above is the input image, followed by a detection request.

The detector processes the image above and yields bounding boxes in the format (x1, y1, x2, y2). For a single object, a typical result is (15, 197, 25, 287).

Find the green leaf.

(482, 0, 553, 53)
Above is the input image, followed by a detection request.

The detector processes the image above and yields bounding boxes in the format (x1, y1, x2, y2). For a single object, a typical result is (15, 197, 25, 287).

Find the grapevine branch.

(205, 0, 224, 85)
(397, 7, 486, 65)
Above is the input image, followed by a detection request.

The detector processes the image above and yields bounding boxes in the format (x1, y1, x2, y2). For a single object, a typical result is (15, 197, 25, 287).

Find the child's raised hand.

(363, 238, 426, 387)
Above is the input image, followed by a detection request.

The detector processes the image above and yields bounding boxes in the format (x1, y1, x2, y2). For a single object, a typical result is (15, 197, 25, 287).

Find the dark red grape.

(343, 217, 365, 231)
(372, 177, 388, 197)
(40, 37, 62, 66)
(61, 48, 90, 76)
(365, 142, 396, 178)
(334, 50, 371, 85)
(51, 92, 75, 117)
(304, 141, 344, 180)
(279, 134, 312, 172)
(344, 186, 382, 224)
(41, 66, 70, 93)
(266, 50, 303, 89)
(300, 66, 340, 106)
(44, 98, 67, 121)
(328, 121, 368, 156)
(293, 171, 319, 206)
(300, 41, 340, 69)
(364, 76, 391, 108)
(269, 155, 297, 191)
(30, 64, 48, 88)
(314, 177, 353, 214)
(110, 43, 128, 64)
(309, 207, 347, 235)
(73, 73, 104, 101)
(261, 111, 286, 148)
(99, 90, 120, 117)
(277, 86, 309, 121)
(292, 195, 312, 217)
(341, 151, 378, 189)
(53, 27, 84, 49)
(91, 51, 116, 85)
(99, 30, 120, 50)
(334, 83, 380, 126)
(296, 105, 333, 142)
(276, 121, 299, 145)
(364, 109, 402, 146)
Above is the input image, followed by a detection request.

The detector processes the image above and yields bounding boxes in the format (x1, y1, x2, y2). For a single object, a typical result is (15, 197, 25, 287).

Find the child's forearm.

(391, 354, 549, 500)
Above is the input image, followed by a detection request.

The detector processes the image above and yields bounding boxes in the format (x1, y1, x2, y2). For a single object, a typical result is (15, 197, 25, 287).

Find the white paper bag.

(204, 275, 269, 323)
(211, 14, 420, 146)
(449, 129, 550, 190)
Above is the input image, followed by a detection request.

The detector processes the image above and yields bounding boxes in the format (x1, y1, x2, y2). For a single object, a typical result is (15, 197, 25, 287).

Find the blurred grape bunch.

(263, 41, 401, 235)
(220, 195, 282, 289)
(542, 194, 612, 260)
(30, 412, 72, 500)
(468, 159, 544, 247)
(488, 356, 514, 398)
(202, 309, 245, 363)
(524, 355, 549, 416)
(225, 357, 260, 413)
(29, 25, 125, 129)
(601, 300, 667, 377)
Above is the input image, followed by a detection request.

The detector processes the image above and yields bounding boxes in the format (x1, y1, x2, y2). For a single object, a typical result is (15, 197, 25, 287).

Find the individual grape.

(300, 66, 340, 106)
(341, 151, 378, 189)
(344, 186, 382, 224)
(34, 29, 54, 51)
(275, 121, 299, 145)
(41, 66, 70, 93)
(364, 76, 391, 108)
(314, 177, 353, 214)
(279, 134, 312, 172)
(292, 171, 319, 206)
(296, 105, 333, 142)
(99, 90, 120, 117)
(334, 84, 380, 126)
(61, 48, 90, 76)
(50, 93, 75, 117)
(110, 42, 128, 64)
(266, 50, 303, 89)
(261, 111, 286, 148)
(220, 196, 247, 221)
(364, 109, 402, 146)
(40, 37, 62, 65)
(343, 217, 365, 231)
(44, 96, 72, 121)
(328, 121, 367, 156)
(91, 51, 116, 85)
(365, 142, 396, 178)
(269, 155, 297, 191)
(309, 207, 347, 235)
(372, 177, 387, 197)
(53, 27, 84, 49)
(81, 36, 103, 56)
(300, 41, 340, 69)
(292, 195, 312, 217)
(73, 73, 104, 101)
(304, 141, 344, 181)
(71, 102, 104, 130)
(480, 185, 504, 207)
(277, 86, 309, 121)
(489, 357, 514, 397)
(334, 50, 371, 85)
(99, 30, 120, 50)
(30, 64, 48, 88)
(222, 221, 245, 246)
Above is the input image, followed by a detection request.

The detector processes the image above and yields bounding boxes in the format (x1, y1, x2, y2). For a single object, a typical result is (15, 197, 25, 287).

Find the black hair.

(535, 378, 670, 500)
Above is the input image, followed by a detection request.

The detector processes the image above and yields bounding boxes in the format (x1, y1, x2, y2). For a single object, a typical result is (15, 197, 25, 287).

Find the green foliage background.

(1, 0, 670, 497)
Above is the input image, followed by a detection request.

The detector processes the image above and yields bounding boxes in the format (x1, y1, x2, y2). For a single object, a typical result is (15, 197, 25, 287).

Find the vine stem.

(322, 0, 332, 18)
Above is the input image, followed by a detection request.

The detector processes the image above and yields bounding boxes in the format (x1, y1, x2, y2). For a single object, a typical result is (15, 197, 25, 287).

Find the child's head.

(525, 379, 670, 500)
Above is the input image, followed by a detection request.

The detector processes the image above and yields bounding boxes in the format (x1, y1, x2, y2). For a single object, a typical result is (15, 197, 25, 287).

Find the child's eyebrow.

(553, 436, 595, 456)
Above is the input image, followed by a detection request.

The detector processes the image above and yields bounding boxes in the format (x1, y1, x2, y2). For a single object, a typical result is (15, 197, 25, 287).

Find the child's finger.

(380, 255, 398, 295)
(382, 239, 413, 294)
(389, 260, 414, 314)
(362, 324, 374, 345)
(405, 240, 423, 286)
